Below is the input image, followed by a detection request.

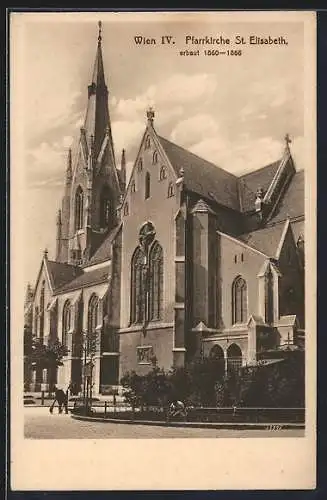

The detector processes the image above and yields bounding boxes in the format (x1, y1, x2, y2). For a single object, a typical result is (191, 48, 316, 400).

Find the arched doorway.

(227, 343, 242, 373)
(209, 345, 225, 379)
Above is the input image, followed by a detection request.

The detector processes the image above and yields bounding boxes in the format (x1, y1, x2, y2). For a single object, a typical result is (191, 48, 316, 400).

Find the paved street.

(24, 408, 304, 439)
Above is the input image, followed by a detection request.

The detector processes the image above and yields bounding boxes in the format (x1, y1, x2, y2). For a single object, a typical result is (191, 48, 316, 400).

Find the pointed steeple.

(120, 149, 126, 190)
(83, 21, 114, 163)
(66, 148, 72, 185)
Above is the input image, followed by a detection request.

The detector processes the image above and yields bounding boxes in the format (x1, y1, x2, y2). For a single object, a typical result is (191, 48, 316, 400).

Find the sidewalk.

(71, 413, 305, 430)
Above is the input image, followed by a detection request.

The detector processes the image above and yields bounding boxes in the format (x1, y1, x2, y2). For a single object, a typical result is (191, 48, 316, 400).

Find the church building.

(25, 24, 305, 394)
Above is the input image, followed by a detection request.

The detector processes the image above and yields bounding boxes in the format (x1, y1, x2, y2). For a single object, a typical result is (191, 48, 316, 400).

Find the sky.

(11, 12, 307, 289)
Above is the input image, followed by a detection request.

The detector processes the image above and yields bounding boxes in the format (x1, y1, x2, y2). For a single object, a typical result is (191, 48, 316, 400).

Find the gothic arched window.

(131, 180, 136, 193)
(145, 136, 151, 149)
(159, 166, 167, 181)
(232, 276, 248, 324)
(124, 202, 129, 216)
(39, 281, 45, 341)
(75, 186, 84, 231)
(88, 294, 99, 335)
(167, 182, 175, 197)
(153, 151, 158, 164)
(145, 172, 151, 199)
(62, 300, 71, 348)
(149, 242, 163, 321)
(130, 247, 145, 324)
(138, 159, 143, 172)
(99, 185, 111, 228)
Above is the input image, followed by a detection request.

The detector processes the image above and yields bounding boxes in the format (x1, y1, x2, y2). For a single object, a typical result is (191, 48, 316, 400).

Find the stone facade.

(25, 25, 305, 394)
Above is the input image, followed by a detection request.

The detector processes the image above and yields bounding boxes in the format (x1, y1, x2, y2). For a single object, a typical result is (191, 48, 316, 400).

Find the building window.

(227, 343, 242, 373)
(75, 186, 84, 231)
(153, 151, 158, 164)
(88, 294, 99, 335)
(149, 242, 164, 321)
(145, 172, 151, 199)
(241, 253, 244, 262)
(159, 166, 167, 181)
(62, 300, 71, 348)
(123, 202, 129, 216)
(39, 281, 45, 342)
(130, 239, 163, 325)
(234, 255, 237, 264)
(167, 182, 175, 197)
(138, 159, 143, 172)
(145, 136, 151, 149)
(232, 276, 247, 324)
(130, 247, 145, 324)
(34, 306, 39, 336)
(99, 185, 111, 228)
(131, 180, 136, 193)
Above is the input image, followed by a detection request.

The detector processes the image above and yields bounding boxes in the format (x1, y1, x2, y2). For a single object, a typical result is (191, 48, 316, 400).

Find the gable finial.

(284, 133, 292, 150)
(98, 20, 102, 45)
(43, 248, 48, 259)
(147, 106, 155, 125)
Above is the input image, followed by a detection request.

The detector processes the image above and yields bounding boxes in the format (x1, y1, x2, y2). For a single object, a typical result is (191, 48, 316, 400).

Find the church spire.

(66, 148, 72, 185)
(120, 149, 126, 191)
(83, 21, 113, 162)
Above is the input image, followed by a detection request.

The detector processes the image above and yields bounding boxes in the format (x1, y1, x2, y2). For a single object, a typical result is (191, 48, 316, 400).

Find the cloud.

(114, 73, 217, 122)
(170, 114, 219, 147)
(111, 119, 144, 156)
(190, 135, 288, 175)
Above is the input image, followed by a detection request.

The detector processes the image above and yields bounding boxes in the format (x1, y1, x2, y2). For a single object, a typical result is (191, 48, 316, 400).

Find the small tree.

(29, 336, 68, 391)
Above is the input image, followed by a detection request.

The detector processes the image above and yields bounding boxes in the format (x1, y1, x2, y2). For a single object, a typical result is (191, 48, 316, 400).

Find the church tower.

(56, 22, 123, 265)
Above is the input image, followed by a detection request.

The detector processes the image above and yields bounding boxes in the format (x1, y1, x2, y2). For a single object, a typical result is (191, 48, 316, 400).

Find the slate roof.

(158, 136, 240, 211)
(240, 223, 286, 258)
(87, 225, 121, 266)
(158, 135, 289, 215)
(55, 266, 110, 294)
(46, 261, 83, 290)
(268, 170, 304, 224)
(238, 160, 281, 213)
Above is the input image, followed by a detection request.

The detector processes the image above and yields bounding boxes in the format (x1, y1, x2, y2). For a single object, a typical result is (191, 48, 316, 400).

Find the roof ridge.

(238, 159, 282, 179)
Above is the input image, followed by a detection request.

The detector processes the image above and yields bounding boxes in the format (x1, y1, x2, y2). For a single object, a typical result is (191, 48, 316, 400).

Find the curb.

(70, 414, 305, 430)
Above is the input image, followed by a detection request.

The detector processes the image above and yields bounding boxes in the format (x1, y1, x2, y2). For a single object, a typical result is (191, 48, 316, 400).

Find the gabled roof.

(55, 266, 110, 294)
(87, 224, 121, 266)
(46, 260, 83, 290)
(158, 136, 240, 211)
(267, 170, 304, 224)
(238, 160, 281, 213)
(240, 223, 286, 258)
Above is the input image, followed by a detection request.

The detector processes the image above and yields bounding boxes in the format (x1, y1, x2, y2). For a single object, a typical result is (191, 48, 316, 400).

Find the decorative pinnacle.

(43, 248, 48, 259)
(98, 21, 102, 44)
(284, 133, 292, 148)
(147, 107, 155, 124)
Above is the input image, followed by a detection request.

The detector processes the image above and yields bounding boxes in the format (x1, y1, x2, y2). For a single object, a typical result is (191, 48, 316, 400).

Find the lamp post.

(82, 330, 97, 414)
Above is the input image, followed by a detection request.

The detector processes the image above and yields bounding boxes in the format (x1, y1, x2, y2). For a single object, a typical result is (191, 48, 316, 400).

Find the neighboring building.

(26, 25, 305, 394)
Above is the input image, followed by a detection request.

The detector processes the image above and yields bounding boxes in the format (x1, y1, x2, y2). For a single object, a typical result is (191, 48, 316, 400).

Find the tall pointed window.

(130, 240, 164, 325)
(232, 276, 248, 324)
(149, 242, 163, 321)
(62, 300, 71, 348)
(88, 294, 99, 334)
(75, 186, 84, 231)
(145, 172, 151, 199)
(99, 185, 111, 228)
(167, 182, 175, 197)
(159, 166, 167, 181)
(39, 281, 45, 341)
(130, 247, 145, 324)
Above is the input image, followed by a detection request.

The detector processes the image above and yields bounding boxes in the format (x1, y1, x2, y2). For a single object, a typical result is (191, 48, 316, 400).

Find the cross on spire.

(98, 20, 102, 44)
(147, 107, 155, 125)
